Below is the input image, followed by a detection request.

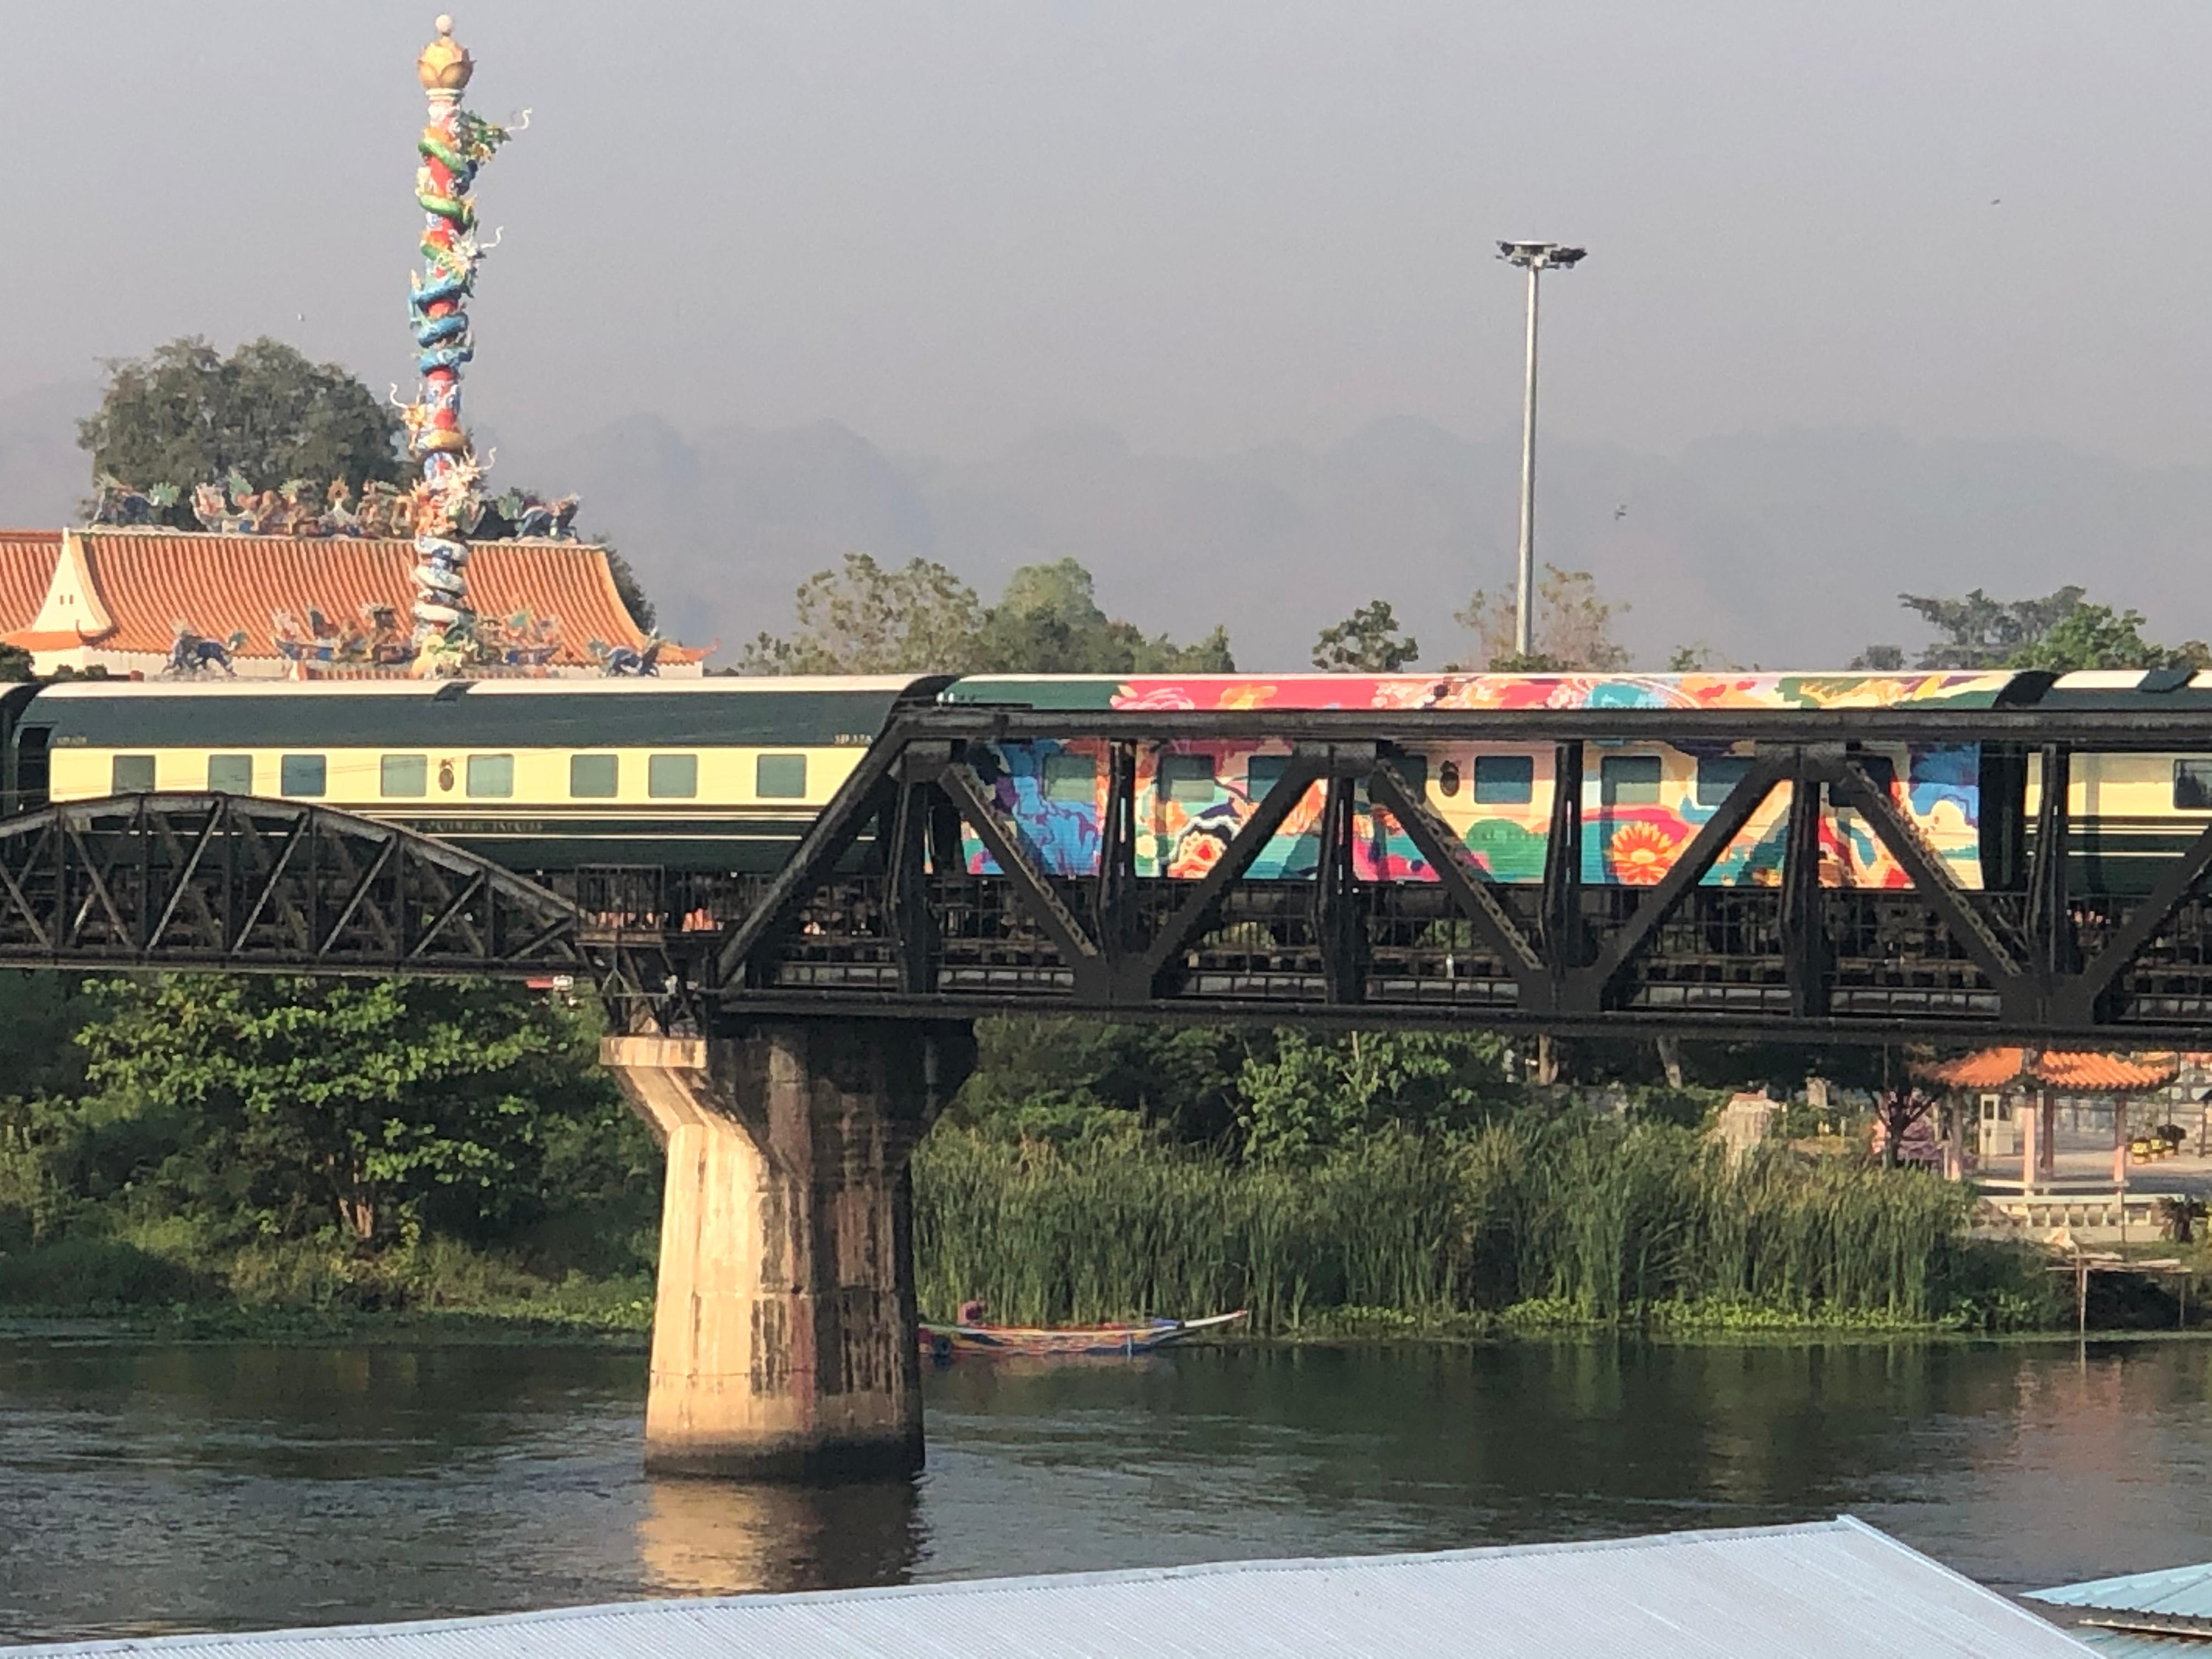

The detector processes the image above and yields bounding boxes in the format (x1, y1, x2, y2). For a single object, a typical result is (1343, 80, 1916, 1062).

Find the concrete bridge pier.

(602, 1021, 974, 1480)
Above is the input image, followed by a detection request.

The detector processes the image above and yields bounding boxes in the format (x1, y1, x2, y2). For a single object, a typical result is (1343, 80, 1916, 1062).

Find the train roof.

(16, 675, 939, 748)
(24, 675, 929, 700)
(2027, 668, 2212, 707)
(940, 670, 2026, 712)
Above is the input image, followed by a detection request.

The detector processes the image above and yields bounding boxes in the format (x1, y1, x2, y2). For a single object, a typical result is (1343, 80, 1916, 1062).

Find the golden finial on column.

(418, 15, 475, 94)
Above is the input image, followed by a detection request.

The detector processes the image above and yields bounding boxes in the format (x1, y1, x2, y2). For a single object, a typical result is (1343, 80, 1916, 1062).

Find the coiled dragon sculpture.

(404, 15, 521, 675)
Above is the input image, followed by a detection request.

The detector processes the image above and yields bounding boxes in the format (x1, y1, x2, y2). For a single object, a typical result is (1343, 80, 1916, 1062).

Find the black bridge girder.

(22, 694, 2212, 1050)
(695, 712, 2212, 1047)
(0, 794, 590, 981)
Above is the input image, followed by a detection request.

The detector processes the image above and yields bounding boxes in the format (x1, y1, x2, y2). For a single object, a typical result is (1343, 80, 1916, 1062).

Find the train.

(2, 668, 2207, 893)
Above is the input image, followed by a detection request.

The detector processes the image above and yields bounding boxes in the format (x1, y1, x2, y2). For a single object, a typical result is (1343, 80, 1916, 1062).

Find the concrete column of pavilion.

(1913, 1048, 2181, 1194)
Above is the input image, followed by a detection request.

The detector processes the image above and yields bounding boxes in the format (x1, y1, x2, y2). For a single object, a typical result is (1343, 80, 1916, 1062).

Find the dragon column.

(407, 15, 515, 674)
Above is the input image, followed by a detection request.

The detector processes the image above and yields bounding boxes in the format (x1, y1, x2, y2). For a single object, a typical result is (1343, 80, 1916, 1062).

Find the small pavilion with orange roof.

(1912, 1047, 2180, 1192)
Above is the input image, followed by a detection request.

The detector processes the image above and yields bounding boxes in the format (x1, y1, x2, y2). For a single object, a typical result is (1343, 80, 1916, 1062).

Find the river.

(2, 1334, 2208, 1644)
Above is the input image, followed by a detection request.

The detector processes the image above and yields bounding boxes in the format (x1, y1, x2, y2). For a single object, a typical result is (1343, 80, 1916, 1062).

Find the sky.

(5, 0, 2211, 471)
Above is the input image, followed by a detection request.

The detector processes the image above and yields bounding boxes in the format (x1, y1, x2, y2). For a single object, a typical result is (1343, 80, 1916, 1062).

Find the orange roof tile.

(1914, 1048, 2180, 1092)
(2033, 1051, 2179, 1092)
(63, 531, 697, 669)
(1915, 1048, 2029, 1090)
(0, 531, 62, 638)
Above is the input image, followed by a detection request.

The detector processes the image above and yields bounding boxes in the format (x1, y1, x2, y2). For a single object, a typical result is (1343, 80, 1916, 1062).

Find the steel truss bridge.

(13, 703, 2212, 1046)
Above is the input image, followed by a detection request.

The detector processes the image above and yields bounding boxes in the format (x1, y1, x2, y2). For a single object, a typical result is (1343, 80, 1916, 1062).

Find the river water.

(3, 1334, 2209, 1644)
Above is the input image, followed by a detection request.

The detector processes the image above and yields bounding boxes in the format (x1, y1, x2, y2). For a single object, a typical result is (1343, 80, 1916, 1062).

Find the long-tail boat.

(919, 1311, 1248, 1361)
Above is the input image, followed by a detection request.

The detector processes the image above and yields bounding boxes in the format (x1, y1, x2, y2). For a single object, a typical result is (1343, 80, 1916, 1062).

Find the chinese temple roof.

(1913, 1048, 2180, 1093)
(0, 530, 62, 640)
(0, 529, 699, 673)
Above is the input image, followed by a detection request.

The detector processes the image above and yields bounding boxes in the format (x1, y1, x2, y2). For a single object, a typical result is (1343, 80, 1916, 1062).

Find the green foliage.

(738, 551, 984, 674)
(977, 558, 1233, 674)
(738, 552, 1233, 675)
(602, 546, 657, 633)
(1860, 585, 2209, 674)
(2006, 602, 2210, 672)
(0, 973, 99, 1099)
(1898, 585, 2087, 669)
(912, 1118, 2043, 1333)
(952, 1017, 1251, 1144)
(0, 641, 31, 681)
(1235, 1030, 1509, 1159)
(1312, 599, 1419, 672)
(77, 337, 408, 523)
(74, 976, 634, 1246)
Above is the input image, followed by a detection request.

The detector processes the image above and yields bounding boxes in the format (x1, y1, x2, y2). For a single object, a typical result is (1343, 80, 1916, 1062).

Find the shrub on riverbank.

(911, 1118, 2057, 1334)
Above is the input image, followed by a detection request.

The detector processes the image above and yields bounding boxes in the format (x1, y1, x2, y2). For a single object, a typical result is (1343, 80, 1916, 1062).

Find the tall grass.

(912, 1118, 2034, 1333)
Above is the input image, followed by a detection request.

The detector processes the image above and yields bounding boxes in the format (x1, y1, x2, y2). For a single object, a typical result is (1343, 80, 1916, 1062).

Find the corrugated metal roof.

(2073, 1632, 2210, 1657)
(4, 1517, 2092, 1658)
(2033, 1561, 2212, 1626)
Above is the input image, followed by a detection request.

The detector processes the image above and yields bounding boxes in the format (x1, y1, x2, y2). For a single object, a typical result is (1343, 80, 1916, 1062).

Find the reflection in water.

(5, 1334, 2212, 1643)
(638, 1477, 920, 1597)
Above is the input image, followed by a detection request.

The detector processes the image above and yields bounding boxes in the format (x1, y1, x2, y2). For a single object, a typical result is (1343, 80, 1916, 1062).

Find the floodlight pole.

(1515, 260, 1542, 659)
(1498, 241, 1585, 660)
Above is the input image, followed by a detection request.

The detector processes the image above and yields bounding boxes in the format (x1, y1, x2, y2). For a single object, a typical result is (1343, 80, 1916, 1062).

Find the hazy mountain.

(0, 381, 101, 529)
(2, 377, 2204, 672)
(504, 415, 2212, 672)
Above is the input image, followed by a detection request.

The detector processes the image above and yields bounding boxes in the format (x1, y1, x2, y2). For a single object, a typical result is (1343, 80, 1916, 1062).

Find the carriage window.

(1041, 753, 1096, 803)
(650, 754, 699, 799)
(1246, 755, 1290, 800)
(112, 754, 156, 794)
(1159, 754, 1216, 803)
(466, 754, 514, 798)
(279, 754, 325, 798)
(380, 754, 427, 798)
(1600, 755, 1662, 806)
(1695, 755, 1753, 808)
(571, 753, 619, 799)
(2176, 760, 2212, 810)
(1474, 755, 1535, 805)
(208, 754, 254, 794)
(755, 754, 806, 798)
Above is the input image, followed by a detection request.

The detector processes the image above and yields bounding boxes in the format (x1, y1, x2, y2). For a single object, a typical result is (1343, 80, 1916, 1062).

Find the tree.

(740, 552, 1234, 675)
(1312, 600, 1418, 672)
(974, 557, 1233, 673)
(2006, 603, 2209, 673)
(76, 976, 614, 1245)
(0, 642, 30, 681)
(1454, 565, 1630, 671)
(78, 337, 408, 526)
(1235, 1029, 1508, 1160)
(603, 547, 656, 634)
(1855, 585, 2210, 673)
(737, 552, 984, 674)
(1870, 1086, 1936, 1170)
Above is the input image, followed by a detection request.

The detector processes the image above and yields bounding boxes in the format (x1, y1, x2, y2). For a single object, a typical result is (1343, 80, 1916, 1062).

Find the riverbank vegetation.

(0, 972, 661, 1329)
(0, 975, 2124, 1340)
(918, 1078, 2057, 1337)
